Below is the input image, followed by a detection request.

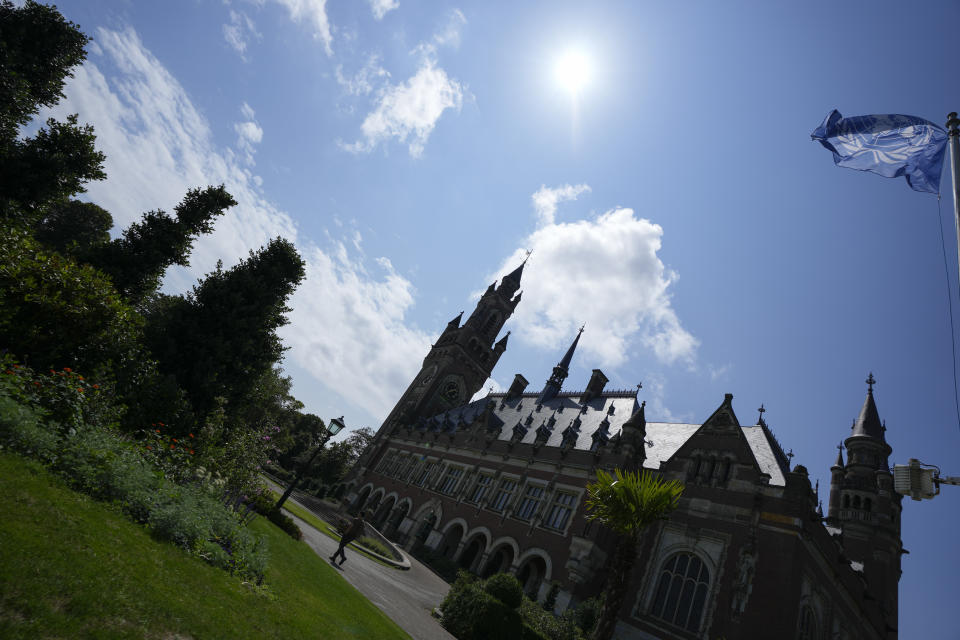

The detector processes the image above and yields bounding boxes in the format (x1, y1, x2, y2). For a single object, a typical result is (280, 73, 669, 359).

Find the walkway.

(281, 493, 456, 640)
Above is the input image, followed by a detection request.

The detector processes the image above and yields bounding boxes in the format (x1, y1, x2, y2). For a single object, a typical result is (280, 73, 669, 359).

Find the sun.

(554, 49, 591, 94)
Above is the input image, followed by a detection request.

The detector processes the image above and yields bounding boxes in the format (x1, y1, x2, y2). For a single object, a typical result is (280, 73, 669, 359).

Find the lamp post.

(274, 416, 345, 510)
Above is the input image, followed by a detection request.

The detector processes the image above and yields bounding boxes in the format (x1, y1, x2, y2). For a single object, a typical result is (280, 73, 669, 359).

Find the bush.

(520, 597, 586, 640)
(440, 572, 530, 640)
(484, 573, 523, 609)
(249, 492, 302, 541)
(355, 536, 392, 557)
(0, 391, 268, 582)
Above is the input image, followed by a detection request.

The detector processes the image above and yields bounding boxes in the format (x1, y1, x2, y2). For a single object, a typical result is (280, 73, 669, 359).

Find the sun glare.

(554, 50, 590, 94)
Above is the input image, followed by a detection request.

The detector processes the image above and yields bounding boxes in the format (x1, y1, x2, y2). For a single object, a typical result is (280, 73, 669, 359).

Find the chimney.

(507, 374, 529, 399)
(581, 369, 609, 404)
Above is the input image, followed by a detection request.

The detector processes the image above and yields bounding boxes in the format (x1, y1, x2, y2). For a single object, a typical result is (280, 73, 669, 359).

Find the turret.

(539, 326, 583, 402)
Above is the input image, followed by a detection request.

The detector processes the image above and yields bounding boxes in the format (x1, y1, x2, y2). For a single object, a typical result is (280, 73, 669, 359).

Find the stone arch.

(515, 548, 552, 599)
(353, 483, 374, 512)
(365, 487, 385, 515)
(458, 527, 492, 572)
(385, 497, 412, 537)
(481, 536, 520, 578)
(373, 493, 397, 529)
(646, 550, 714, 633)
(439, 518, 468, 559)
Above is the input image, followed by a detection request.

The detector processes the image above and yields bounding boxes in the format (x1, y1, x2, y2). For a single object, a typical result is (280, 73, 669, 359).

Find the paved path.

(280, 494, 456, 640)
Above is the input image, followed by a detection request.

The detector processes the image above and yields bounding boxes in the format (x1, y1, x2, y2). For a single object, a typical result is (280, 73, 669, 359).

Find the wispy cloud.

(340, 59, 463, 157)
(223, 10, 260, 61)
(234, 102, 263, 166)
(271, 0, 333, 56)
(532, 183, 591, 227)
(43, 25, 432, 421)
(487, 185, 699, 370)
(341, 11, 466, 157)
(369, 0, 399, 21)
(335, 54, 391, 97)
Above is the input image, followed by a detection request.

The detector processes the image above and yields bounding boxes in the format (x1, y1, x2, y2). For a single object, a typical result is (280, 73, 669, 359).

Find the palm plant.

(585, 468, 684, 640)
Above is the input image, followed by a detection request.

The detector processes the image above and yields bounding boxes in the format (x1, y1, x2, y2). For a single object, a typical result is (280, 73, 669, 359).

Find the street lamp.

(274, 416, 345, 510)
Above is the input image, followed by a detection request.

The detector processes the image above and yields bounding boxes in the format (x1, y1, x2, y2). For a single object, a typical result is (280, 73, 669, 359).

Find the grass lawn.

(0, 452, 411, 640)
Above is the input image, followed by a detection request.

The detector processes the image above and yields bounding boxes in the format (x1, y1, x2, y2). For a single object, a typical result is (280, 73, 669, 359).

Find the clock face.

(443, 380, 461, 401)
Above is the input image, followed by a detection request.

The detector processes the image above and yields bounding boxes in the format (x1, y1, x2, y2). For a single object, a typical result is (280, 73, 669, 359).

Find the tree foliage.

(34, 199, 112, 258)
(145, 237, 306, 422)
(87, 186, 236, 302)
(585, 469, 683, 640)
(0, 0, 89, 140)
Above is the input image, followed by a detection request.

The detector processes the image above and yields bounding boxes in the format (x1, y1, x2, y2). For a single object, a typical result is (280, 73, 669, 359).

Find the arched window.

(797, 604, 818, 640)
(853, 496, 861, 509)
(648, 553, 711, 632)
(842, 494, 850, 508)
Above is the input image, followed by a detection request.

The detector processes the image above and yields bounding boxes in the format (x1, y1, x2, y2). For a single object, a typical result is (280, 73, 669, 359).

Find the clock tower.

(391, 261, 523, 427)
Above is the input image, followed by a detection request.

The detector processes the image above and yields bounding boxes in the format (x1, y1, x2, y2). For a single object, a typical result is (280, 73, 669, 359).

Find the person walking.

(330, 511, 366, 566)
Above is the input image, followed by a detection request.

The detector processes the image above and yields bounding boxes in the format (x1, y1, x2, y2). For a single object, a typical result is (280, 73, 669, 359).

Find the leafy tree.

(34, 199, 112, 257)
(584, 469, 683, 640)
(0, 0, 88, 140)
(87, 186, 236, 303)
(0, 222, 142, 376)
(0, 2, 104, 218)
(145, 237, 306, 424)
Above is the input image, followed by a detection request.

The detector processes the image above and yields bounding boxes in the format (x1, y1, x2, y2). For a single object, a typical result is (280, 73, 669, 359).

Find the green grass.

(271, 492, 401, 569)
(0, 452, 411, 639)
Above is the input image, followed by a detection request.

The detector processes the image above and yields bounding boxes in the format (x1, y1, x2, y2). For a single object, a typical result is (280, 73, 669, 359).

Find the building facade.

(343, 267, 903, 640)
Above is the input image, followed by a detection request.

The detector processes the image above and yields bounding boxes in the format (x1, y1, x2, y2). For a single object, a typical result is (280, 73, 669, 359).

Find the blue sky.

(41, 0, 959, 635)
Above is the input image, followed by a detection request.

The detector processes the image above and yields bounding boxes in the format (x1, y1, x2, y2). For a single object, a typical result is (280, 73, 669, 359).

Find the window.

(416, 461, 437, 487)
(467, 475, 492, 504)
(649, 553, 710, 632)
(489, 478, 517, 512)
(797, 605, 818, 640)
(543, 491, 577, 531)
(375, 451, 393, 474)
(438, 466, 464, 495)
(515, 485, 545, 521)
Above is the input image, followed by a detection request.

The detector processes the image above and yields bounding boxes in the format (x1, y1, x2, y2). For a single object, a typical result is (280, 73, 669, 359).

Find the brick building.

(343, 264, 902, 639)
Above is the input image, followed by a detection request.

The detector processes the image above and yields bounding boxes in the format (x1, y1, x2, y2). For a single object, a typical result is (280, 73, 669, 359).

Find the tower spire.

(540, 326, 584, 402)
(851, 372, 883, 439)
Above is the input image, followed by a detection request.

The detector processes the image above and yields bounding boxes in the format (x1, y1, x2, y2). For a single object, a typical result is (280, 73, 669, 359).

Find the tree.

(145, 237, 306, 424)
(585, 469, 683, 640)
(0, 2, 104, 218)
(0, 0, 88, 140)
(87, 186, 236, 303)
(34, 199, 112, 257)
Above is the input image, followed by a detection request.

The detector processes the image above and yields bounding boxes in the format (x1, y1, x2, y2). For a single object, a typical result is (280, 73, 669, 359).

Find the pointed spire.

(498, 256, 527, 297)
(851, 373, 883, 439)
(558, 325, 584, 371)
(494, 331, 510, 351)
(833, 442, 844, 468)
(447, 310, 463, 328)
(757, 403, 767, 427)
(539, 326, 583, 402)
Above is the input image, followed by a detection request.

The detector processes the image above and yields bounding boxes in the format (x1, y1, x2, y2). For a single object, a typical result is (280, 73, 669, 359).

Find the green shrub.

(571, 596, 602, 636)
(519, 597, 586, 640)
(0, 391, 268, 582)
(440, 571, 528, 640)
(248, 493, 302, 541)
(484, 572, 523, 609)
(356, 536, 392, 557)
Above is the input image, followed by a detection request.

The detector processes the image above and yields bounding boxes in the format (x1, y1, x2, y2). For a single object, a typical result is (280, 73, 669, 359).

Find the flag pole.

(948, 112, 960, 294)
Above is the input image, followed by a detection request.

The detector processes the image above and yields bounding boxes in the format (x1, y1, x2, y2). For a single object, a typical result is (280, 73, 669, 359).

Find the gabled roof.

(414, 392, 793, 486)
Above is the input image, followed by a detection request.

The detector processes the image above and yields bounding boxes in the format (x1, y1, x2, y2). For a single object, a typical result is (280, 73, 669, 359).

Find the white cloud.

(42, 25, 431, 421)
(234, 102, 263, 166)
(273, 0, 333, 56)
(487, 186, 699, 370)
(341, 12, 466, 157)
(433, 9, 466, 49)
(340, 58, 463, 157)
(369, 0, 399, 20)
(532, 183, 591, 226)
(335, 54, 390, 97)
(223, 10, 260, 60)
(283, 242, 432, 419)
